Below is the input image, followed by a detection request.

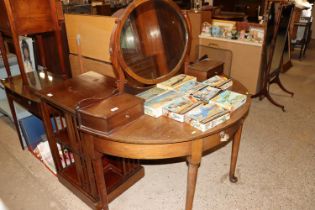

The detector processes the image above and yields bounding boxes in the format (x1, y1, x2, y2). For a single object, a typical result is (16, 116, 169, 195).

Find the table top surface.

(38, 71, 117, 114)
(37, 71, 251, 145)
(2, 71, 64, 102)
(104, 81, 251, 144)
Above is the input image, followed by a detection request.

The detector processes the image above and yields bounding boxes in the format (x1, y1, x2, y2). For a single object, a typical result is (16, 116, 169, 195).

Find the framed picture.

(249, 27, 265, 42)
(19, 36, 42, 89)
(19, 36, 36, 73)
(212, 19, 236, 31)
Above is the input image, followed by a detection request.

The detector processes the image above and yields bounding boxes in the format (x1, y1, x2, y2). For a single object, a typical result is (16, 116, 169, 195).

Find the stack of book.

(136, 74, 246, 132)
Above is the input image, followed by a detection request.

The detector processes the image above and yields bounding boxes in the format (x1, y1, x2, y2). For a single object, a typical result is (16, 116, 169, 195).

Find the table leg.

(83, 133, 109, 210)
(5, 92, 24, 149)
(185, 140, 202, 210)
(229, 123, 243, 183)
(92, 151, 109, 210)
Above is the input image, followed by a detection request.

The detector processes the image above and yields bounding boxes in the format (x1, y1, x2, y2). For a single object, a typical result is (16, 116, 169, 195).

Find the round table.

(79, 81, 251, 210)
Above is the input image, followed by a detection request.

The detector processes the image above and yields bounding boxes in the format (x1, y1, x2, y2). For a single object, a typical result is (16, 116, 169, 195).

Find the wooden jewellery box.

(77, 93, 144, 135)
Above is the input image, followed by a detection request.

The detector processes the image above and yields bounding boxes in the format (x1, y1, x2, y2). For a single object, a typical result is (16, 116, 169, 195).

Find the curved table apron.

(80, 81, 251, 210)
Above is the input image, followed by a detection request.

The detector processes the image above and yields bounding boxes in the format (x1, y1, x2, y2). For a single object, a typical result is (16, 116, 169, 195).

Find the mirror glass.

(119, 0, 187, 80)
(269, 4, 293, 74)
(264, 2, 277, 68)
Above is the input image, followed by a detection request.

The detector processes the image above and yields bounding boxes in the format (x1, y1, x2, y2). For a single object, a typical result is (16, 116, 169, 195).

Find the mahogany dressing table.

(59, 0, 251, 209)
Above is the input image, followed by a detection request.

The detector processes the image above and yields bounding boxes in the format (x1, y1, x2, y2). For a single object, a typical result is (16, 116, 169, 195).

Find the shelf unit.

(40, 92, 144, 209)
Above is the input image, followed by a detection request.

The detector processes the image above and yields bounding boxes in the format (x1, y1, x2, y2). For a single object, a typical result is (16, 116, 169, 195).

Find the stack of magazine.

(137, 74, 247, 132)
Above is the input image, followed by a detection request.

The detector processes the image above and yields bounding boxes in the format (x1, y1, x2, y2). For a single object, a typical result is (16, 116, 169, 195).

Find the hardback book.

(202, 75, 233, 89)
(162, 97, 202, 122)
(211, 90, 247, 111)
(192, 86, 221, 103)
(185, 103, 230, 132)
(157, 74, 197, 90)
(19, 115, 45, 150)
(174, 80, 198, 94)
(35, 140, 57, 174)
(144, 90, 181, 118)
(136, 86, 166, 101)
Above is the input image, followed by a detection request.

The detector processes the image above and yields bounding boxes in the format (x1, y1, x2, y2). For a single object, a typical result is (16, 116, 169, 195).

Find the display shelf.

(102, 157, 140, 193)
(54, 128, 71, 147)
(59, 156, 144, 202)
(60, 163, 80, 186)
(199, 33, 263, 47)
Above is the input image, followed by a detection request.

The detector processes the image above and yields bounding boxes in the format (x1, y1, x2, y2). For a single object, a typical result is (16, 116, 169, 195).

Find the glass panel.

(270, 4, 293, 74)
(120, 0, 187, 80)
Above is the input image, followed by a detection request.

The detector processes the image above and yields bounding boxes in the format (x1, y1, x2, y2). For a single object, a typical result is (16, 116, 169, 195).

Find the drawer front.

(202, 122, 241, 151)
(200, 38, 224, 49)
(8, 91, 41, 117)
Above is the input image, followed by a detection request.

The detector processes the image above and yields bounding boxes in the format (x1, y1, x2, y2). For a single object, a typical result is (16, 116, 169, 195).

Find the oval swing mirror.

(111, 0, 190, 86)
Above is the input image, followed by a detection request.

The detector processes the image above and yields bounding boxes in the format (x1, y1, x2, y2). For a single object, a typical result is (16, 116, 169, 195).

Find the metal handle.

(219, 131, 229, 142)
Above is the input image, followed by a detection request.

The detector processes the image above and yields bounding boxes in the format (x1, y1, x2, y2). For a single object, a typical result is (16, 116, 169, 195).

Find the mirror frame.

(110, 0, 191, 91)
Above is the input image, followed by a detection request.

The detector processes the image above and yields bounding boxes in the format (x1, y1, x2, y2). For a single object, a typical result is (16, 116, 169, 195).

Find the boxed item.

(144, 90, 181, 118)
(157, 74, 196, 90)
(202, 75, 233, 89)
(185, 103, 230, 132)
(163, 97, 202, 122)
(211, 90, 247, 111)
(192, 86, 221, 103)
(136, 86, 166, 101)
